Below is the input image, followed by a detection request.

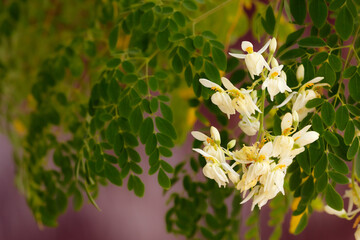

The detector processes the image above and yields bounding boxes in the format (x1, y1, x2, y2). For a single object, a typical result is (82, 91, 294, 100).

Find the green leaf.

(106, 58, 121, 68)
(344, 121, 355, 145)
(301, 176, 314, 202)
(312, 114, 324, 134)
(140, 117, 154, 144)
(279, 48, 306, 61)
(347, 105, 360, 116)
(316, 173, 328, 192)
(145, 134, 157, 155)
(160, 160, 174, 173)
(149, 76, 158, 91)
(149, 149, 159, 166)
(329, 171, 349, 184)
(158, 168, 171, 189)
(328, 153, 349, 174)
(129, 106, 143, 133)
(150, 97, 158, 113)
(356, 152, 360, 179)
(157, 133, 174, 148)
(106, 120, 118, 144)
(324, 131, 340, 146)
(156, 30, 170, 51)
(262, 6, 275, 35)
(173, 11, 186, 27)
(317, 62, 336, 86)
(335, 6, 353, 40)
(104, 153, 117, 164)
(309, 0, 327, 28)
(104, 162, 122, 186)
(160, 102, 173, 122)
(183, 0, 198, 11)
(155, 117, 177, 139)
(298, 37, 326, 47)
(321, 102, 335, 126)
(109, 26, 118, 50)
(336, 106, 349, 131)
(141, 10, 154, 32)
(328, 54, 342, 72)
(130, 162, 143, 174)
(123, 132, 139, 147)
(347, 137, 359, 160)
(114, 133, 124, 156)
(297, 151, 311, 175)
(123, 74, 138, 84)
(314, 154, 327, 178)
(311, 52, 328, 66)
(343, 66, 357, 78)
(128, 148, 141, 163)
(294, 213, 308, 235)
(184, 65, 193, 87)
(329, 0, 346, 10)
(172, 53, 183, 73)
(122, 61, 135, 73)
(211, 46, 227, 71)
(325, 184, 344, 211)
(204, 61, 220, 83)
(133, 175, 145, 197)
(290, 0, 306, 24)
(159, 146, 172, 157)
(194, 36, 204, 49)
(136, 80, 148, 96)
(305, 98, 324, 108)
(289, 169, 302, 191)
(349, 73, 360, 101)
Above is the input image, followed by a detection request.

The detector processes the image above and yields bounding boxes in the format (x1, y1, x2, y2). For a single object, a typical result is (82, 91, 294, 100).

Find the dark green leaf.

(298, 37, 326, 47)
(156, 30, 170, 50)
(328, 54, 342, 72)
(356, 151, 360, 179)
(160, 102, 173, 122)
(145, 134, 157, 155)
(104, 162, 122, 186)
(194, 36, 204, 49)
(317, 62, 336, 86)
(123, 132, 139, 147)
(140, 117, 154, 144)
(316, 173, 328, 192)
(309, 0, 327, 28)
(347, 105, 360, 116)
(158, 168, 171, 189)
(159, 146, 172, 157)
(279, 48, 306, 61)
(149, 149, 159, 166)
(130, 162, 143, 174)
(155, 117, 177, 139)
(109, 26, 118, 50)
(328, 152, 349, 174)
(349, 73, 360, 101)
(311, 52, 328, 66)
(204, 61, 220, 83)
(212, 47, 227, 71)
(336, 106, 349, 131)
(123, 74, 138, 84)
(160, 160, 174, 173)
(122, 61, 135, 73)
(301, 176, 314, 202)
(324, 131, 340, 146)
(172, 54, 183, 73)
(306, 98, 324, 108)
(294, 213, 308, 235)
(329, 171, 349, 184)
(344, 121, 355, 145)
(262, 6, 275, 34)
(312, 114, 324, 134)
(325, 184, 344, 211)
(106, 58, 121, 68)
(128, 148, 141, 163)
(104, 153, 118, 164)
(141, 10, 154, 32)
(329, 0, 346, 10)
(347, 137, 359, 160)
(183, 0, 198, 11)
(335, 6, 353, 40)
(133, 175, 145, 197)
(150, 97, 158, 113)
(184, 65, 193, 87)
(106, 120, 118, 144)
(173, 11, 186, 27)
(321, 102, 335, 126)
(343, 66, 357, 78)
(290, 0, 306, 24)
(129, 106, 143, 133)
(157, 133, 174, 148)
(314, 154, 327, 178)
(114, 134, 124, 156)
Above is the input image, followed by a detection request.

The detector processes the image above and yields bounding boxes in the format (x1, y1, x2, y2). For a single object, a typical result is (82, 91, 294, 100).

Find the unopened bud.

(296, 64, 304, 82)
(271, 57, 279, 68)
(292, 111, 299, 130)
(269, 38, 277, 53)
(227, 139, 236, 149)
(210, 126, 221, 144)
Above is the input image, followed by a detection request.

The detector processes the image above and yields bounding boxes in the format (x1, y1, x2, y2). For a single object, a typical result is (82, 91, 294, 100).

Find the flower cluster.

(192, 38, 323, 210)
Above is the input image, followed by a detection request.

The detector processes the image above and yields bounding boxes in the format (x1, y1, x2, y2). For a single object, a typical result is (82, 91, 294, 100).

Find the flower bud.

(292, 110, 299, 130)
(296, 64, 304, 82)
(271, 57, 279, 68)
(227, 139, 236, 149)
(269, 38, 277, 53)
(210, 126, 221, 144)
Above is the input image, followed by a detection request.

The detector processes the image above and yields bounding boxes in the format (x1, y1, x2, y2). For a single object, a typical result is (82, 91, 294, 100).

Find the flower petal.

(229, 52, 246, 59)
(191, 131, 208, 141)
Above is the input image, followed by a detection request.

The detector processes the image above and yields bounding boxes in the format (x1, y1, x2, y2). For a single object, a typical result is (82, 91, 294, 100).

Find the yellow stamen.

(305, 83, 314, 88)
(271, 72, 278, 78)
(206, 138, 213, 144)
(211, 87, 221, 92)
(282, 127, 293, 136)
(294, 136, 300, 141)
(246, 47, 253, 54)
(258, 155, 266, 162)
(353, 215, 360, 228)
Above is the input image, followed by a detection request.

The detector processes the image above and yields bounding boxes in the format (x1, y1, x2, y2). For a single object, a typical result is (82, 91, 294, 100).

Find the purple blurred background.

(0, 133, 355, 240)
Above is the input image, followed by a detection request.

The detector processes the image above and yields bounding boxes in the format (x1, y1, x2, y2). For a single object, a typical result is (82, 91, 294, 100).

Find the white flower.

(222, 162, 240, 184)
(272, 135, 294, 159)
(262, 65, 292, 101)
(199, 78, 235, 118)
(296, 64, 304, 82)
(292, 125, 319, 148)
(269, 38, 277, 53)
(229, 40, 271, 79)
(193, 148, 229, 187)
(324, 205, 347, 218)
(221, 77, 261, 118)
(239, 116, 260, 136)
